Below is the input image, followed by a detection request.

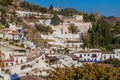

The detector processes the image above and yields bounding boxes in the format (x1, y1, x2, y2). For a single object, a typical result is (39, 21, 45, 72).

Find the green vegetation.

(26, 27, 48, 48)
(68, 24, 79, 34)
(97, 58, 120, 67)
(0, 23, 4, 30)
(58, 8, 80, 17)
(21, 65, 26, 70)
(48, 64, 120, 80)
(0, 0, 13, 6)
(20, 1, 47, 13)
(51, 13, 61, 26)
(20, 44, 25, 48)
(64, 48, 69, 54)
(83, 16, 120, 50)
(48, 4, 53, 13)
(84, 19, 111, 48)
(35, 24, 53, 35)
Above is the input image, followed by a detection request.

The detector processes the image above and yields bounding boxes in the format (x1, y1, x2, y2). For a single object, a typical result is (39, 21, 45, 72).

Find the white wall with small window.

(74, 51, 102, 62)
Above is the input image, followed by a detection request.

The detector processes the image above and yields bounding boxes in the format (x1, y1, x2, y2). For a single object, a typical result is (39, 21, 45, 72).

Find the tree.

(40, 7, 47, 13)
(51, 13, 61, 26)
(0, 0, 13, 6)
(114, 25, 120, 34)
(49, 4, 53, 13)
(35, 24, 53, 35)
(5, 23, 9, 28)
(68, 24, 79, 34)
(64, 48, 69, 55)
(84, 18, 112, 49)
(48, 64, 120, 80)
(83, 35, 90, 48)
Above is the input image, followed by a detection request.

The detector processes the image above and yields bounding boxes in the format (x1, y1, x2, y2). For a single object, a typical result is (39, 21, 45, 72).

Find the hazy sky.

(27, 0, 120, 17)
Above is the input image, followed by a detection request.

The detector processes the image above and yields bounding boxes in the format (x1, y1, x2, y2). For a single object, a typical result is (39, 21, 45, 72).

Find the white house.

(74, 22, 92, 33)
(0, 32, 4, 39)
(73, 15, 83, 21)
(0, 42, 27, 67)
(102, 49, 120, 61)
(9, 24, 22, 31)
(73, 49, 120, 62)
(24, 41, 36, 50)
(0, 29, 20, 41)
(74, 49, 102, 62)
(0, 74, 10, 80)
(15, 10, 39, 17)
(38, 19, 51, 26)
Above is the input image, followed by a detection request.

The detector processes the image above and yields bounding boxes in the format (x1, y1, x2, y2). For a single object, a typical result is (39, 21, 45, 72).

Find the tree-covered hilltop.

(48, 64, 120, 80)
(20, 1, 47, 12)
(0, 0, 13, 6)
(83, 11, 120, 50)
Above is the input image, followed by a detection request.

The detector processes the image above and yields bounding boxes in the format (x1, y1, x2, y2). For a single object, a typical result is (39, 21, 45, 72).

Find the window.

(94, 59, 97, 62)
(92, 54, 97, 57)
(79, 54, 82, 58)
(67, 44, 69, 47)
(104, 55, 106, 59)
(110, 55, 112, 59)
(84, 54, 86, 56)
(72, 44, 74, 47)
(11, 63, 13, 66)
(117, 54, 119, 56)
(88, 59, 90, 61)
(88, 54, 90, 56)
(21, 60, 23, 63)
(113, 55, 115, 58)
(6, 63, 8, 66)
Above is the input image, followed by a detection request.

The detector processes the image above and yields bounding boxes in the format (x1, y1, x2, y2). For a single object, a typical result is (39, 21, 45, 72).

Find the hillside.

(104, 16, 120, 26)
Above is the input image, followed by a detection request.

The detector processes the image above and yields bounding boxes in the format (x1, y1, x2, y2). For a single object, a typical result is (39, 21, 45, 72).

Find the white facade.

(74, 22, 92, 33)
(24, 41, 36, 50)
(16, 10, 38, 17)
(0, 42, 27, 67)
(38, 19, 51, 26)
(102, 49, 120, 60)
(9, 24, 22, 31)
(4, 34, 13, 40)
(0, 29, 20, 41)
(0, 74, 10, 80)
(0, 33, 4, 38)
(13, 35, 19, 41)
(66, 41, 83, 48)
(74, 50, 102, 62)
(73, 49, 120, 62)
(73, 15, 83, 20)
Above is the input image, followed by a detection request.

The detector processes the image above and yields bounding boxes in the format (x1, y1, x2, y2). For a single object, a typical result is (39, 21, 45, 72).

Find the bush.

(9, 42, 14, 45)
(20, 44, 24, 48)
(97, 58, 120, 67)
(21, 65, 26, 70)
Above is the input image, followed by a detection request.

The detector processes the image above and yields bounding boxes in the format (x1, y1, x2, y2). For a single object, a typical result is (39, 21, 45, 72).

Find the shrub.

(21, 65, 26, 70)
(20, 44, 24, 48)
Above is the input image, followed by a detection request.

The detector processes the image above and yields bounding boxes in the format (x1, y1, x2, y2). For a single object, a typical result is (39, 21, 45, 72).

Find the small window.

(67, 44, 69, 47)
(117, 54, 119, 56)
(84, 54, 86, 56)
(88, 54, 90, 56)
(104, 55, 106, 58)
(80, 54, 82, 58)
(113, 55, 115, 58)
(72, 44, 74, 47)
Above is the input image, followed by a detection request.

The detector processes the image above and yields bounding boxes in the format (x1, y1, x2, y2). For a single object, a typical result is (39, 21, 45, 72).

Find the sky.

(27, 0, 120, 17)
